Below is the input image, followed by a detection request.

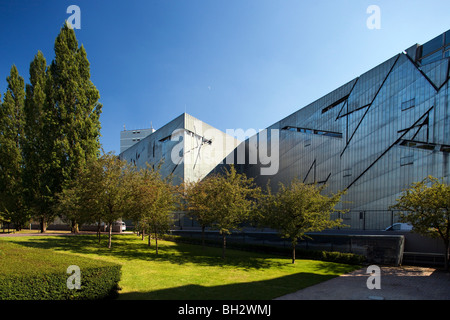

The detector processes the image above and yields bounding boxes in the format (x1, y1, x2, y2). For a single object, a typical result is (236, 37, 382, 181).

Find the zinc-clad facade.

(235, 30, 450, 229)
(120, 30, 450, 231)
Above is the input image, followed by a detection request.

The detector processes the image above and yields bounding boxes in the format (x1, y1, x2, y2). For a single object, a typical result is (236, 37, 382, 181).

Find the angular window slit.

(282, 126, 342, 138)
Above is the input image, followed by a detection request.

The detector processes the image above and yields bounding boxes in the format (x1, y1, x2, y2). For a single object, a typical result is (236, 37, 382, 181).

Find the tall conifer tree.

(0, 65, 27, 229)
(23, 51, 54, 232)
(24, 23, 102, 232)
(48, 22, 102, 232)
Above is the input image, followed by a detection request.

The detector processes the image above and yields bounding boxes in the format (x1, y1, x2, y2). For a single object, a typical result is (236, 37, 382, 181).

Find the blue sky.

(1, 0, 449, 154)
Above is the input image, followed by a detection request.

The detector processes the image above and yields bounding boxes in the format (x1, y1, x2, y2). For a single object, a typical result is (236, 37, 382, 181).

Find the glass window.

(400, 155, 414, 166)
(343, 169, 352, 177)
(421, 50, 442, 65)
(304, 139, 311, 147)
(440, 145, 450, 153)
(401, 98, 415, 111)
(421, 34, 443, 57)
(445, 30, 450, 46)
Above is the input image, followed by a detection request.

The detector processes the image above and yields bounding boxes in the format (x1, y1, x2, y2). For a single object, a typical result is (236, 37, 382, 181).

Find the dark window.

(421, 34, 443, 57)
(445, 30, 450, 46)
(321, 95, 349, 114)
(159, 135, 171, 142)
(399, 139, 436, 151)
(304, 138, 311, 147)
(282, 126, 342, 138)
(401, 98, 415, 111)
(421, 50, 442, 65)
(400, 155, 414, 166)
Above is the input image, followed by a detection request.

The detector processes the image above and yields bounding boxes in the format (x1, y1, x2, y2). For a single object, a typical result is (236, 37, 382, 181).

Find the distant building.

(119, 113, 240, 185)
(120, 127, 155, 153)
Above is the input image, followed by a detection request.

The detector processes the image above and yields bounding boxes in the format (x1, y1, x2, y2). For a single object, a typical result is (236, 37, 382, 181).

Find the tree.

(204, 166, 261, 259)
(90, 153, 134, 249)
(130, 165, 178, 255)
(0, 65, 27, 230)
(48, 23, 102, 232)
(184, 178, 218, 249)
(390, 176, 450, 271)
(259, 179, 346, 263)
(22, 51, 55, 232)
(56, 153, 134, 248)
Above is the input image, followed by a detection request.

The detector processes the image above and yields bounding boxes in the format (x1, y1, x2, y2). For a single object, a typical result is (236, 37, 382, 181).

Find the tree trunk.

(108, 222, 112, 249)
(71, 220, 79, 233)
(148, 233, 151, 246)
(222, 234, 227, 259)
(155, 230, 158, 255)
(97, 222, 101, 244)
(40, 217, 47, 233)
(201, 225, 205, 249)
(292, 243, 296, 264)
(141, 227, 145, 241)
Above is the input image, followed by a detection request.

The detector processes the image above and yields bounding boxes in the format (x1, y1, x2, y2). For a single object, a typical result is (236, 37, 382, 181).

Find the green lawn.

(1, 234, 360, 300)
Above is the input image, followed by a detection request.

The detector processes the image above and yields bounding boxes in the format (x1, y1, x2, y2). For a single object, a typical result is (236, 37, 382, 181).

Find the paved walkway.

(276, 266, 450, 300)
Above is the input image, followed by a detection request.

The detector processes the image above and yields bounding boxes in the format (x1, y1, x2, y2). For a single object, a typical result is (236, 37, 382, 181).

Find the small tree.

(184, 178, 217, 249)
(390, 176, 450, 271)
(131, 165, 177, 255)
(260, 179, 346, 264)
(56, 153, 134, 248)
(206, 166, 261, 259)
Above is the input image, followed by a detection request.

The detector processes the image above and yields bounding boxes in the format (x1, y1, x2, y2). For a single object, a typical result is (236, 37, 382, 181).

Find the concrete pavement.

(275, 266, 450, 300)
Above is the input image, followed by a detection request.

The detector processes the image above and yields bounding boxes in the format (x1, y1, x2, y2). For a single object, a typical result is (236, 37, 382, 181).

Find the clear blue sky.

(1, 0, 449, 154)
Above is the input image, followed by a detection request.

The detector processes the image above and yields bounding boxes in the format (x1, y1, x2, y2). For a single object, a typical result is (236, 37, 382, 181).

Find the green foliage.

(391, 175, 450, 270)
(187, 166, 261, 258)
(259, 179, 346, 263)
(49, 23, 102, 183)
(22, 51, 54, 231)
(0, 241, 121, 300)
(128, 164, 180, 254)
(0, 65, 28, 229)
(184, 176, 221, 248)
(55, 153, 139, 247)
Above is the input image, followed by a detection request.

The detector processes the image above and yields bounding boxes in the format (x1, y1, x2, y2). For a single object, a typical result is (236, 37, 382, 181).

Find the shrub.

(0, 241, 121, 300)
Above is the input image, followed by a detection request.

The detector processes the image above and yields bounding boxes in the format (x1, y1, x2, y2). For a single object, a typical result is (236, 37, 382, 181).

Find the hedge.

(162, 234, 366, 265)
(0, 241, 121, 300)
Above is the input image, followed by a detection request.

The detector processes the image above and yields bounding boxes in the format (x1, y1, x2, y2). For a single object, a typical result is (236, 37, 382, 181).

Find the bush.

(162, 234, 366, 265)
(0, 241, 121, 300)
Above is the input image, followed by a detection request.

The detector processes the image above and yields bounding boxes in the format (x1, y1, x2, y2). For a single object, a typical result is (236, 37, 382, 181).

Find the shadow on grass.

(118, 272, 336, 300)
(4, 234, 291, 270)
(4, 234, 359, 275)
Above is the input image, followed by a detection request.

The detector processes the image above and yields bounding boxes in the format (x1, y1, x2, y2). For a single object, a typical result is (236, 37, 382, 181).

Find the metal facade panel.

(245, 30, 450, 221)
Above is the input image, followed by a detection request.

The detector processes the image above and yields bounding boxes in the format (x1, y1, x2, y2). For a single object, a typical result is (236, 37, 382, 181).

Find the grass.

(0, 233, 361, 300)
